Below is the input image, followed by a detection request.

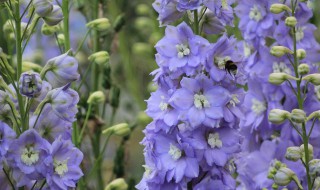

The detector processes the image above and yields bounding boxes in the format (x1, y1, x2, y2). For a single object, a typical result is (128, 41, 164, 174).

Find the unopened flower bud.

(314, 177, 320, 189)
(43, 5, 63, 26)
(298, 63, 309, 75)
(41, 23, 59, 36)
(270, 46, 293, 57)
(86, 18, 111, 32)
(109, 86, 120, 108)
(87, 91, 105, 104)
(269, 73, 297, 85)
(103, 123, 130, 137)
(303, 74, 320, 85)
(3, 20, 14, 34)
(104, 178, 128, 190)
(268, 109, 290, 124)
(22, 61, 43, 73)
(285, 146, 302, 161)
(113, 14, 125, 32)
(57, 33, 65, 46)
(272, 183, 278, 189)
(41, 52, 80, 88)
(307, 110, 320, 121)
(268, 167, 277, 179)
(270, 4, 292, 14)
(290, 109, 306, 123)
(285, 16, 297, 27)
(19, 71, 42, 98)
(300, 144, 314, 162)
(309, 159, 320, 176)
(297, 49, 307, 60)
(137, 111, 152, 125)
(33, 0, 53, 17)
(88, 51, 109, 67)
(274, 168, 302, 189)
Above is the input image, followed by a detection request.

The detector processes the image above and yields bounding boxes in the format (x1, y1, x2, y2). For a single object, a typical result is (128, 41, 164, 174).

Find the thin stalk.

(62, 0, 70, 51)
(14, 2, 26, 131)
(291, 2, 312, 188)
(77, 103, 93, 146)
(3, 168, 15, 190)
(75, 29, 91, 55)
(194, 10, 199, 35)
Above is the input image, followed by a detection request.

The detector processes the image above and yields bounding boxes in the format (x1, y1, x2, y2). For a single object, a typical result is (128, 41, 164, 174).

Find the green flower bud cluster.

(268, 160, 303, 189)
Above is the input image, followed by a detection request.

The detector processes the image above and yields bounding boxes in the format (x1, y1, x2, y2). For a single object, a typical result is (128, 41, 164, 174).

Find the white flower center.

(273, 62, 291, 74)
(176, 44, 190, 58)
(159, 95, 168, 111)
(229, 94, 240, 107)
(208, 133, 222, 148)
(54, 159, 68, 177)
(249, 5, 262, 22)
(296, 27, 305, 41)
(221, 0, 228, 9)
(168, 144, 182, 160)
(21, 146, 39, 166)
(215, 56, 231, 69)
(251, 99, 266, 115)
(143, 165, 152, 177)
(194, 94, 210, 109)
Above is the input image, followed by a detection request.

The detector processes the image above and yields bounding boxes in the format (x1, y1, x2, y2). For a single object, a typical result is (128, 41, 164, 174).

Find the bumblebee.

(225, 60, 238, 77)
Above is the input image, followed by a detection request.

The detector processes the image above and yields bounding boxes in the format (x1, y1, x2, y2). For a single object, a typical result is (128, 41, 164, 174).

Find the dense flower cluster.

(140, 0, 320, 189)
(138, 0, 249, 187)
(0, 51, 83, 189)
(235, 0, 320, 189)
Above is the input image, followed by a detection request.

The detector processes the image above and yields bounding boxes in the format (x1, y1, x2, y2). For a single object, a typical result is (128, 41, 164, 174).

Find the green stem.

(3, 168, 15, 190)
(75, 29, 91, 56)
(194, 10, 199, 35)
(62, 0, 70, 51)
(14, 2, 26, 131)
(291, 2, 312, 189)
(77, 103, 93, 146)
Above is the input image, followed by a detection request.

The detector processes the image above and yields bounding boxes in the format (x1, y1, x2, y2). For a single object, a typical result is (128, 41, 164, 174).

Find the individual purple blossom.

(205, 35, 245, 83)
(33, 0, 53, 17)
(30, 104, 72, 142)
(47, 84, 79, 122)
(19, 71, 43, 98)
(6, 129, 51, 186)
(152, 131, 199, 183)
(201, 11, 226, 35)
(170, 74, 231, 128)
(43, 52, 80, 88)
(45, 138, 83, 190)
(155, 22, 210, 74)
(235, 0, 277, 45)
(146, 87, 179, 127)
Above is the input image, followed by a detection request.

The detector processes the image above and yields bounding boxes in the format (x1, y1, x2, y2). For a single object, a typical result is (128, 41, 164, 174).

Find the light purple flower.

(47, 84, 79, 122)
(152, 0, 184, 26)
(6, 129, 51, 185)
(0, 121, 16, 168)
(45, 138, 83, 190)
(170, 75, 231, 127)
(155, 22, 210, 74)
(44, 52, 80, 88)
